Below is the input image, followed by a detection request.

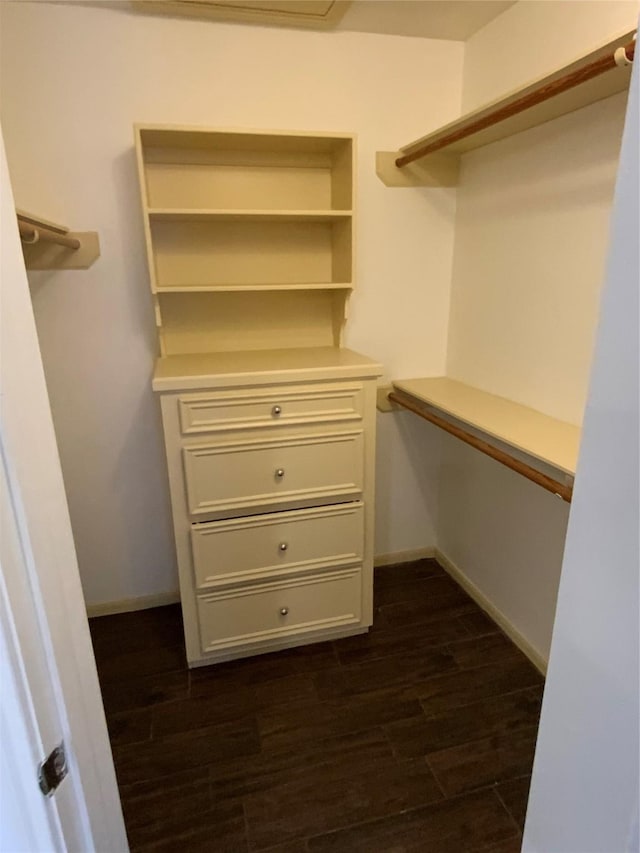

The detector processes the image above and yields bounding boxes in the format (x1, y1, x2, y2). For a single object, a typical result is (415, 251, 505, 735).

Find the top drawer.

(178, 382, 364, 435)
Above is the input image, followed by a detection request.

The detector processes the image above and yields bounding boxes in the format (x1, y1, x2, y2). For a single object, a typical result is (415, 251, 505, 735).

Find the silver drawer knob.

(275, 468, 285, 479)
(272, 405, 282, 417)
(279, 542, 288, 552)
(279, 607, 289, 616)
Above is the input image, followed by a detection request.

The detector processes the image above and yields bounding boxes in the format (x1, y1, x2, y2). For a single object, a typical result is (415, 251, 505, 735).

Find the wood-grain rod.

(388, 390, 573, 502)
(18, 220, 81, 250)
(396, 38, 636, 168)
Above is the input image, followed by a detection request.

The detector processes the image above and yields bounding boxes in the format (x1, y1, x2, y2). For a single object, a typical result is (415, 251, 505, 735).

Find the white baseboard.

(435, 548, 547, 676)
(374, 546, 435, 568)
(86, 591, 180, 618)
(85, 553, 547, 677)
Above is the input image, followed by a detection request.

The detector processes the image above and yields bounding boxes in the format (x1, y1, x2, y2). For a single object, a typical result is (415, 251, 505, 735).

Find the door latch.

(38, 743, 68, 797)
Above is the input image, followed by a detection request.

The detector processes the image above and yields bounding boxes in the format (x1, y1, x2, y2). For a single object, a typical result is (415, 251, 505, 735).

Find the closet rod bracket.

(17, 210, 100, 270)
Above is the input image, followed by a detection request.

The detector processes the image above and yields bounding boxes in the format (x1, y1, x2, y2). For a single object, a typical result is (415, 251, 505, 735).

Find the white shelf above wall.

(377, 28, 636, 187)
(388, 377, 580, 502)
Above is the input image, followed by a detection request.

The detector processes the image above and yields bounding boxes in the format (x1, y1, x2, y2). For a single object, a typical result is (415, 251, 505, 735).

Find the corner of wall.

(461, 1, 640, 112)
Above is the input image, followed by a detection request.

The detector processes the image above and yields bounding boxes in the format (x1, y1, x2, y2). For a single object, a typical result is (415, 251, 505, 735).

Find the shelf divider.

(147, 208, 352, 222)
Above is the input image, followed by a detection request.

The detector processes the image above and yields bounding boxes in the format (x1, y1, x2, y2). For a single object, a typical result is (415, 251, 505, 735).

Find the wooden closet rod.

(388, 390, 573, 502)
(396, 37, 636, 168)
(18, 220, 81, 250)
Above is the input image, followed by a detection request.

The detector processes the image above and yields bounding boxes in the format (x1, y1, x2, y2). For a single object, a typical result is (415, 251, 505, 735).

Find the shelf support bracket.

(17, 211, 100, 270)
(375, 151, 460, 188)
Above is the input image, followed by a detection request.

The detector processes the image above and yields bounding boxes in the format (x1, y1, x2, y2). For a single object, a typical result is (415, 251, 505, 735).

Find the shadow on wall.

(112, 145, 159, 351)
(108, 145, 179, 599)
(112, 380, 178, 599)
(374, 409, 443, 557)
(438, 432, 571, 661)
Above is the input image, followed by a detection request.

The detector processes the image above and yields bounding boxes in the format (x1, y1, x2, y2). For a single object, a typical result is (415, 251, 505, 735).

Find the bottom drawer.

(197, 567, 362, 654)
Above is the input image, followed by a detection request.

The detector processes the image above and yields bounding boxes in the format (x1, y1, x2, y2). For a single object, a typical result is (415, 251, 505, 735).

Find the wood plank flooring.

(89, 560, 543, 852)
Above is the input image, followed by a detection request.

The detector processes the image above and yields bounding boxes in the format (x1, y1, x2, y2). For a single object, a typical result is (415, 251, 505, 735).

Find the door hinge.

(38, 742, 68, 797)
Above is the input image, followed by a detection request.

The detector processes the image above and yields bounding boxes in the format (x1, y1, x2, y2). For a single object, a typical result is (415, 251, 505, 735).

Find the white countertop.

(153, 347, 383, 391)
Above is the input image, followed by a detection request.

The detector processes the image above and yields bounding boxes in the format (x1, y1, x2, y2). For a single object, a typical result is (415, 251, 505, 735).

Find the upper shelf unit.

(377, 29, 636, 187)
(139, 127, 353, 211)
(137, 126, 354, 295)
(135, 125, 355, 356)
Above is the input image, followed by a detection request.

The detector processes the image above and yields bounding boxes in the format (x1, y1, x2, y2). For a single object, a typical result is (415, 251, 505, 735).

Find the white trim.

(374, 546, 435, 567)
(435, 548, 547, 676)
(86, 591, 180, 618)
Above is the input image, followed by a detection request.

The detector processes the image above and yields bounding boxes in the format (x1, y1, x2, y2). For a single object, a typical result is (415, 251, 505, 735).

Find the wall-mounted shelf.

(17, 209, 100, 270)
(377, 29, 635, 188)
(388, 377, 579, 502)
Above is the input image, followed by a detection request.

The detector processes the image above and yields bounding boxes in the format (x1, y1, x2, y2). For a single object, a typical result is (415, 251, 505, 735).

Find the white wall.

(524, 55, 639, 853)
(446, 92, 628, 424)
(0, 3, 463, 606)
(438, 0, 639, 663)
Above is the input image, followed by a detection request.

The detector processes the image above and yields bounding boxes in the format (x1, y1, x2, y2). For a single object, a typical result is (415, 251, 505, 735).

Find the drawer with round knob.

(182, 429, 363, 519)
(191, 502, 364, 589)
(196, 566, 362, 655)
(178, 382, 364, 435)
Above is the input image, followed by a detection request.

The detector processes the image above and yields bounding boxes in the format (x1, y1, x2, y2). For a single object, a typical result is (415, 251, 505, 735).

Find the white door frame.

(0, 128, 128, 851)
(1, 441, 78, 852)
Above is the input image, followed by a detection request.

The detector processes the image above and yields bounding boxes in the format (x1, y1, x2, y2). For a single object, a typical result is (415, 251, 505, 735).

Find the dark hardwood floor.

(90, 560, 543, 852)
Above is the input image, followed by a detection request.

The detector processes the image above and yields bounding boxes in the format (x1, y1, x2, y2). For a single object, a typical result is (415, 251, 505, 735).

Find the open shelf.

(377, 28, 635, 187)
(390, 377, 580, 500)
(139, 126, 353, 211)
(156, 282, 353, 293)
(148, 209, 352, 223)
(157, 290, 348, 356)
(149, 216, 351, 290)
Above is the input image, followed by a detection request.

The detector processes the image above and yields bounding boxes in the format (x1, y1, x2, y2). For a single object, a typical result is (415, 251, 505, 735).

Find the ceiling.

(339, 1, 517, 41)
(130, 0, 518, 41)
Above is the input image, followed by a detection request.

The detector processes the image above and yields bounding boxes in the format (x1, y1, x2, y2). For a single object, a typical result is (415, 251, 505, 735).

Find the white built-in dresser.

(135, 125, 381, 667)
